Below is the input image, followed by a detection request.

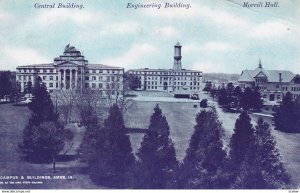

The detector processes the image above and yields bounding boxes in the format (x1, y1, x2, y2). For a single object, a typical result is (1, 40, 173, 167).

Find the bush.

(200, 99, 208, 108)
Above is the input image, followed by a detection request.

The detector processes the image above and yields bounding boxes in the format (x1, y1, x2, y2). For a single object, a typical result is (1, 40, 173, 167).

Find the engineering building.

(128, 42, 202, 94)
(16, 45, 124, 95)
(238, 60, 300, 103)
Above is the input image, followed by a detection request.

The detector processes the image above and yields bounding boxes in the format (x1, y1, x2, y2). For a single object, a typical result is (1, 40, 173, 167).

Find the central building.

(16, 45, 124, 95)
(128, 42, 202, 94)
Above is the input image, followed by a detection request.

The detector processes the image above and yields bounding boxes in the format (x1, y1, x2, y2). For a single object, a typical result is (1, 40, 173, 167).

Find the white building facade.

(128, 43, 202, 94)
(238, 60, 300, 103)
(16, 45, 124, 95)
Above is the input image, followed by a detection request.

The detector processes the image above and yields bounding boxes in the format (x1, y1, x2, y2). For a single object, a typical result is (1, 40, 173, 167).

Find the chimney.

(279, 72, 282, 82)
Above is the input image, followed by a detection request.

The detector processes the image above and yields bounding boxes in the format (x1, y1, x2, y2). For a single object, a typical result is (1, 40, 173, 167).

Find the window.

(99, 70, 103, 73)
(50, 76, 53, 80)
(112, 77, 115, 82)
(92, 76, 96, 81)
(92, 70, 96, 73)
(50, 69, 53, 73)
(43, 76, 46, 80)
(99, 76, 103, 81)
(24, 69, 27, 73)
(85, 76, 89, 80)
(49, 83, 53, 88)
(18, 76, 21, 81)
(99, 83, 103, 89)
(107, 76, 110, 82)
(92, 83, 96, 88)
(85, 83, 89, 88)
(43, 69, 47, 73)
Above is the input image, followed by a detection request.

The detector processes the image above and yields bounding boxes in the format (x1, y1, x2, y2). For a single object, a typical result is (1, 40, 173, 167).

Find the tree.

(20, 77, 69, 169)
(274, 92, 300, 133)
(28, 77, 58, 125)
(200, 99, 208, 108)
(11, 81, 21, 104)
(209, 87, 218, 101)
(241, 87, 253, 110)
(203, 81, 212, 92)
(232, 118, 291, 188)
(0, 71, 13, 99)
(77, 104, 101, 163)
(251, 86, 263, 111)
(228, 111, 256, 182)
(22, 121, 66, 172)
(233, 86, 242, 108)
(24, 81, 33, 97)
(124, 73, 141, 90)
(218, 87, 228, 106)
(135, 104, 178, 189)
(179, 108, 228, 188)
(89, 104, 135, 188)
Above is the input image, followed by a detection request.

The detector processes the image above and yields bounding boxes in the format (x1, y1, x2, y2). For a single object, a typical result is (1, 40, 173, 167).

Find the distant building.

(128, 42, 202, 95)
(16, 45, 124, 95)
(238, 59, 300, 103)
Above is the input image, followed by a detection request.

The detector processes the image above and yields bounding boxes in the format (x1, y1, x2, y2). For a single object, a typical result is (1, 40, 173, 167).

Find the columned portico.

(58, 68, 79, 90)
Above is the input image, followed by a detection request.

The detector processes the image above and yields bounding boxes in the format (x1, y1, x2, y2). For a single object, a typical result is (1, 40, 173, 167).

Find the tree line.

(79, 103, 291, 188)
(204, 82, 263, 112)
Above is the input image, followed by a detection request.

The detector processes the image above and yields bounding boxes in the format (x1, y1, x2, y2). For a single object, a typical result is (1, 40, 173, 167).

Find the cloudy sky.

(0, 0, 299, 73)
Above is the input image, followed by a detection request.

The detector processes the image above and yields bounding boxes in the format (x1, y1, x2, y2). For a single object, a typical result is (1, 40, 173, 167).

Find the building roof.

(238, 66, 297, 83)
(17, 64, 54, 68)
(175, 42, 182, 47)
(88, 64, 123, 70)
(129, 68, 202, 73)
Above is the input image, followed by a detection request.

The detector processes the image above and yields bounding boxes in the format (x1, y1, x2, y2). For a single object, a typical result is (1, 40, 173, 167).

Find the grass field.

(125, 99, 300, 188)
(0, 97, 299, 188)
(0, 104, 98, 189)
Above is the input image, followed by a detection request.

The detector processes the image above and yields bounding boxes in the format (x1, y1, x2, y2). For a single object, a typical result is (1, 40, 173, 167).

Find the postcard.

(0, 0, 299, 190)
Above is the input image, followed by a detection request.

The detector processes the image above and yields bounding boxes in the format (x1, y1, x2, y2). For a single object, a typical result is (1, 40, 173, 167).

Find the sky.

(0, 0, 299, 74)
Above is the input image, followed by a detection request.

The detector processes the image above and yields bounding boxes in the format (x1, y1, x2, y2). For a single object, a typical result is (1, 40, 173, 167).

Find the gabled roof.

(238, 66, 297, 83)
(57, 61, 78, 66)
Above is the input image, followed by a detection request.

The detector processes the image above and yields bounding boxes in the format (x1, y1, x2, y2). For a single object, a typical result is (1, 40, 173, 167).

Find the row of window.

(18, 68, 123, 74)
(145, 81, 200, 86)
(87, 83, 121, 90)
(255, 78, 267, 83)
(18, 75, 122, 82)
(18, 68, 55, 73)
(86, 76, 121, 82)
(291, 87, 300, 92)
(131, 71, 201, 76)
(142, 76, 201, 81)
(89, 69, 122, 74)
(146, 86, 200, 90)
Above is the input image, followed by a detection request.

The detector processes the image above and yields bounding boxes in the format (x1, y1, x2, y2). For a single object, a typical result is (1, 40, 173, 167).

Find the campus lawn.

(125, 99, 300, 188)
(0, 98, 299, 188)
(0, 104, 98, 189)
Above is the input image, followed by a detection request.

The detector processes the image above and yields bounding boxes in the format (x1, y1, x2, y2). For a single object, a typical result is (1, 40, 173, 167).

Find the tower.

(258, 58, 262, 68)
(173, 42, 182, 70)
